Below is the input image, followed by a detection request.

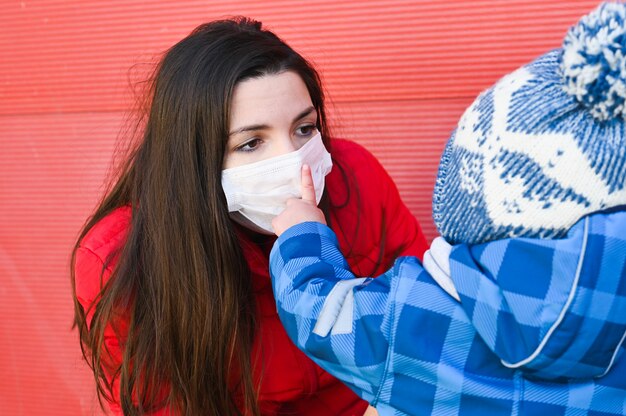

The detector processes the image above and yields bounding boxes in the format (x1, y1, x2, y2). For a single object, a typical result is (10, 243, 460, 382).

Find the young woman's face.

(223, 71, 319, 169)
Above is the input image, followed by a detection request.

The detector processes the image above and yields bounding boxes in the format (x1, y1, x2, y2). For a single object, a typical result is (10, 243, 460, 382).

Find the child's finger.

(300, 164, 317, 204)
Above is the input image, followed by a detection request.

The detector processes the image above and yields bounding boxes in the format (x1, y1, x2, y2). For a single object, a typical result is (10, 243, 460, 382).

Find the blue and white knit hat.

(433, 2, 626, 245)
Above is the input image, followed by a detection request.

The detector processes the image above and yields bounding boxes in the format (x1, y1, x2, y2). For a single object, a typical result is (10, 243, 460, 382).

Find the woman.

(71, 17, 427, 415)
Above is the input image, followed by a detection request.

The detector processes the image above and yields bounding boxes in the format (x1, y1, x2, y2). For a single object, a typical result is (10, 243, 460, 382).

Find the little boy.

(269, 3, 626, 415)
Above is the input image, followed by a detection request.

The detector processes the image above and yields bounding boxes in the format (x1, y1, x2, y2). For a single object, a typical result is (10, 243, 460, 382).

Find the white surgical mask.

(221, 133, 333, 234)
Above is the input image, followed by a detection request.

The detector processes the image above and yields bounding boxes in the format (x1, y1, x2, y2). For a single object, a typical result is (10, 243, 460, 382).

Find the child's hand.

(272, 164, 327, 236)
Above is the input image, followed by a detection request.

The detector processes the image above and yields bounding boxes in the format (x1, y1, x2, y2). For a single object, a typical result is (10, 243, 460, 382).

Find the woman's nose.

(275, 136, 298, 155)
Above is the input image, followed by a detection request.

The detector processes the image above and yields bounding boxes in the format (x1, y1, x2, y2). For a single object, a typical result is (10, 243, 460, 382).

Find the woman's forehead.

(229, 71, 314, 130)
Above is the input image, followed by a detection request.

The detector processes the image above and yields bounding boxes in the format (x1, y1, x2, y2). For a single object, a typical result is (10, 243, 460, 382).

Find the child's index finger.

(301, 164, 317, 204)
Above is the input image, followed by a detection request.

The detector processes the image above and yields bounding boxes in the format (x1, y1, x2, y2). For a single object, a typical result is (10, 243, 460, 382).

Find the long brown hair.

(71, 18, 331, 415)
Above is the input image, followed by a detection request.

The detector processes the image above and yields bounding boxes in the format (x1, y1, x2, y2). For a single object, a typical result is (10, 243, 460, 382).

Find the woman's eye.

(236, 138, 262, 152)
(295, 124, 317, 137)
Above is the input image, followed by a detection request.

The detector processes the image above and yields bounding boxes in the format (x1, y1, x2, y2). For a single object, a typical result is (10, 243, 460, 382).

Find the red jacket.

(74, 139, 428, 415)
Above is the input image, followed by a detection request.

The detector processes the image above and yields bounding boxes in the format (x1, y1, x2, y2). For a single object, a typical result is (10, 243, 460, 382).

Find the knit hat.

(433, 2, 626, 245)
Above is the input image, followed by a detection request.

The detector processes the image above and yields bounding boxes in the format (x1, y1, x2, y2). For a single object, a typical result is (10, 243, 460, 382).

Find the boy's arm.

(270, 221, 402, 405)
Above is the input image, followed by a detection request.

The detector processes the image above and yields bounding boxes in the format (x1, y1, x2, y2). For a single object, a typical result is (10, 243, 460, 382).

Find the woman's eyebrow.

(228, 123, 269, 136)
(229, 106, 316, 137)
(294, 106, 316, 122)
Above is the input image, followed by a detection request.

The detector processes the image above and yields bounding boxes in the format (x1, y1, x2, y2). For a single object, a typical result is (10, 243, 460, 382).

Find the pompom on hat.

(563, 2, 626, 120)
(433, 2, 626, 245)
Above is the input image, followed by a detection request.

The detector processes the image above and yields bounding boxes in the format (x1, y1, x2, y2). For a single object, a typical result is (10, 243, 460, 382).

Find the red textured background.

(0, 1, 602, 414)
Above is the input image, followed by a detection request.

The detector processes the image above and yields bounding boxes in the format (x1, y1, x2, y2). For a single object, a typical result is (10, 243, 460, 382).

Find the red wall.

(0, 1, 602, 414)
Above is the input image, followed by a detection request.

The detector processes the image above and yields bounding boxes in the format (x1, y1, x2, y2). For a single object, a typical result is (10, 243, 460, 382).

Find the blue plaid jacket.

(269, 211, 626, 415)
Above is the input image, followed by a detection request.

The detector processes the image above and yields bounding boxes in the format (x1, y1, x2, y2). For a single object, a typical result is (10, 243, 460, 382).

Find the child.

(269, 3, 626, 415)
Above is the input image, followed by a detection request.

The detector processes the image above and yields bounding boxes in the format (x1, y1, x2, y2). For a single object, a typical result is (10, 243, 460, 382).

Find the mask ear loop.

(299, 134, 332, 206)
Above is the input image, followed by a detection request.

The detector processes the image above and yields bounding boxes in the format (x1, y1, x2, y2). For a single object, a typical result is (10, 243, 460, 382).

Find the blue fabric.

(269, 211, 626, 416)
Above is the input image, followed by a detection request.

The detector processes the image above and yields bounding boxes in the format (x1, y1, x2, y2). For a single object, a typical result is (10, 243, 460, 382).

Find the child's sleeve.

(269, 221, 404, 405)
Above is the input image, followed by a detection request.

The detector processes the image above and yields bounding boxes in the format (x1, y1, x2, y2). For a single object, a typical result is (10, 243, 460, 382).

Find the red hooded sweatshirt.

(74, 139, 428, 415)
